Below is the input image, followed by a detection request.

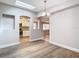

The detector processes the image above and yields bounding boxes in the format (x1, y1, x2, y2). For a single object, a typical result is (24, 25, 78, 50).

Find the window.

(43, 24, 49, 30)
(33, 23, 37, 29)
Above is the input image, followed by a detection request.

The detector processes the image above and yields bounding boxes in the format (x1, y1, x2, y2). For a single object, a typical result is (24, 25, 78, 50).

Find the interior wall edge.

(0, 2, 36, 14)
(0, 42, 20, 49)
(49, 41, 79, 53)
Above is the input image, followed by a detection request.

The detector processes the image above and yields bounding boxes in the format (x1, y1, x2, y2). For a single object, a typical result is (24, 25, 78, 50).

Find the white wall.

(31, 21, 43, 41)
(50, 5, 79, 51)
(0, 0, 16, 5)
(0, 3, 43, 48)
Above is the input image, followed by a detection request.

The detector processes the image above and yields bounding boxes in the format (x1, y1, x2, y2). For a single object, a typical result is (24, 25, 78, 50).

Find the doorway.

(41, 19, 50, 41)
(19, 16, 30, 44)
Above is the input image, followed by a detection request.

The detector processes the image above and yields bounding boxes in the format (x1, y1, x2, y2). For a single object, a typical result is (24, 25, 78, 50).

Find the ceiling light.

(16, 0, 36, 10)
(37, 0, 51, 19)
(42, 0, 50, 16)
(42, 12, 50, 16)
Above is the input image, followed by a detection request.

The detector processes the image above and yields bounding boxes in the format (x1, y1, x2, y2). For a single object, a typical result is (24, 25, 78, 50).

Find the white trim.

(16, 0, 35, 10)
(30, 37, 43, 41)
(49, 41, 79, 53)
(0, 42, 20, 49)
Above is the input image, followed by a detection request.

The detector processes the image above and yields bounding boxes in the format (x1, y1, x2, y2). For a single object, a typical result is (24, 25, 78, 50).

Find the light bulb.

(41, 12, 50, 16)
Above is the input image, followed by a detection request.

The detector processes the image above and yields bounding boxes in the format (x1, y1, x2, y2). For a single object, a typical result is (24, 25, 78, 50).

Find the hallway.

(0, 40, 79, 58)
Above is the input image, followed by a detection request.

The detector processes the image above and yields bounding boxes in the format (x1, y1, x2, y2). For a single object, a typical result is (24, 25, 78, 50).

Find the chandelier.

(35, 0, 50, 29)
(38, 0, 50, 20)
(42, 0, 50, 16)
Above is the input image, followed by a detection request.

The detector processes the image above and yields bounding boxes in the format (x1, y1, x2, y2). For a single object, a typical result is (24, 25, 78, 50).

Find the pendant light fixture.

(38, 0, 50, 20)
(36, 0, 50, 30)
(42, 0, 50, 16)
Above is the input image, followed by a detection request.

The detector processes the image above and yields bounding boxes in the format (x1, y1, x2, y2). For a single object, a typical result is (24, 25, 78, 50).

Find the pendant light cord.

(44, 0, 47, 16)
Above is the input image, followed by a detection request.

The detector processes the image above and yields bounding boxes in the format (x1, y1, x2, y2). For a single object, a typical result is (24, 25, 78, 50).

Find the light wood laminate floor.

(0, 40, 79, 58)
(20, 36, 29, 44)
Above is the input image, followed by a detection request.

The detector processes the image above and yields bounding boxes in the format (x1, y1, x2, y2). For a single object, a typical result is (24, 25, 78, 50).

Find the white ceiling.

(19, 0, 68, 12)
(0, 0, 68, 12)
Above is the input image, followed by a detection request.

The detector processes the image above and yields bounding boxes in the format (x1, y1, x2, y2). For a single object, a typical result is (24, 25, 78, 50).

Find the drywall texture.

(0, 3, 43, 48)
(0, 0, 16, 5)
(50, 5, 79, 50)
(31, 21, 43, 40)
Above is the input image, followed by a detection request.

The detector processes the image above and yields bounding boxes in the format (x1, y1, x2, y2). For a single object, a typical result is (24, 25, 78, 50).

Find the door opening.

(42, 19, 50, 41)
(19, 16, 30, 44)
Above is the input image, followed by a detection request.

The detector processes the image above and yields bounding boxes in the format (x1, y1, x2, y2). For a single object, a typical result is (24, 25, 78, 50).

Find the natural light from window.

(43, 24, 49, 30)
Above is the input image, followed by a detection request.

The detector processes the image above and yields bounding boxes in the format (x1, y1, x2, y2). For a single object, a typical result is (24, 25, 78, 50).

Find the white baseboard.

(49, 41, 79, 53)
(30, 37, 43, 41)
(0, 42, 20, 49)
